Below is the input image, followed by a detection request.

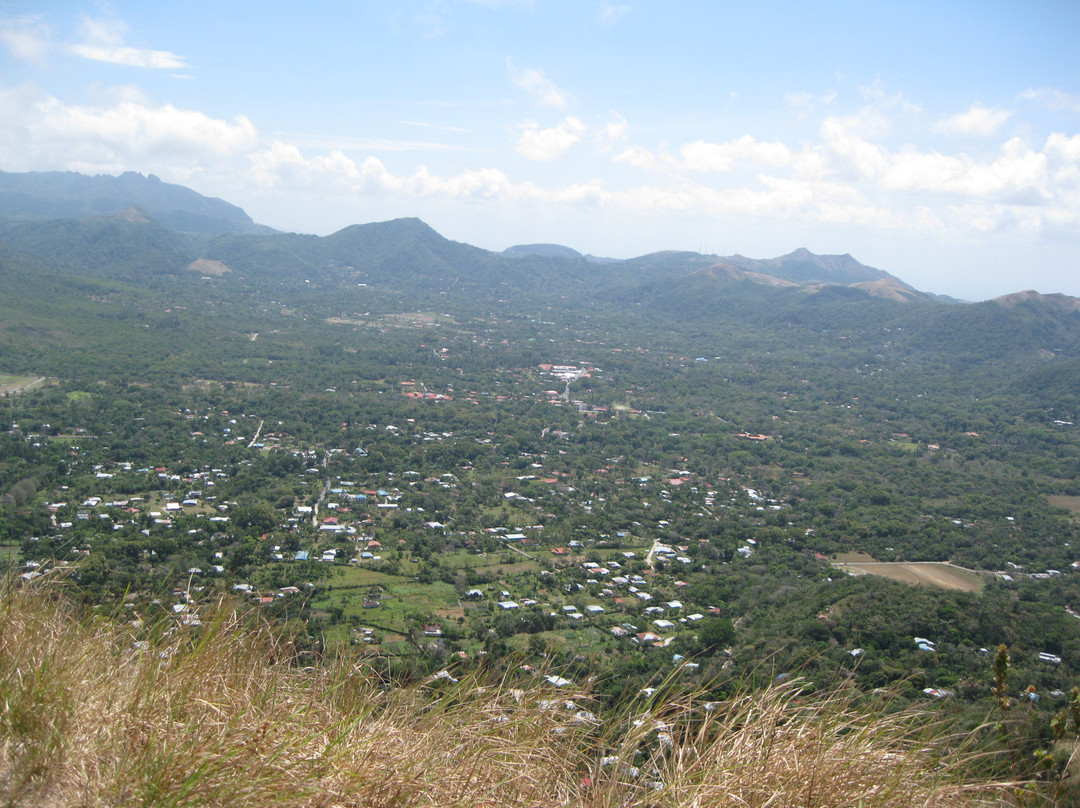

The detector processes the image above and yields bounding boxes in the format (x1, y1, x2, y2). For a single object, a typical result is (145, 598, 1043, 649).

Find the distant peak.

(328, 217, 442, 241)
(993, 290, 1080, 311)
(502, 243, 584, 260)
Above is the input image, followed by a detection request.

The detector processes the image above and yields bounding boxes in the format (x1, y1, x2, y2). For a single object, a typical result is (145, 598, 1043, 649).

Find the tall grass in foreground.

(0, 573, 1014, 807)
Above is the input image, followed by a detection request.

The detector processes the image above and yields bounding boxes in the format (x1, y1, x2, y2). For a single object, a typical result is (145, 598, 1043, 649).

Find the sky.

(1, 1, 1079, 300)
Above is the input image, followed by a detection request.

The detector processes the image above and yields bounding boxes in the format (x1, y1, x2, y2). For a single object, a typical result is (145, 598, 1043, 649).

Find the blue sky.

(2, 1, 1079, 299)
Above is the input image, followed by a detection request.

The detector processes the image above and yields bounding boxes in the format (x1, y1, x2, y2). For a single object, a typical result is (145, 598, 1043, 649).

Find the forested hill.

(0, 170, 269, 235)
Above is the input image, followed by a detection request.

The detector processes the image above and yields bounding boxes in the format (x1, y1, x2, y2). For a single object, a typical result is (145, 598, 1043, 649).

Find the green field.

(1049, 495, 1080, 515)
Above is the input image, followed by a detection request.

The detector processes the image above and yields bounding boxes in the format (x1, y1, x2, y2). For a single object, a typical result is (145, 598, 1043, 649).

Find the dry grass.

(0, 573, 1012, 807)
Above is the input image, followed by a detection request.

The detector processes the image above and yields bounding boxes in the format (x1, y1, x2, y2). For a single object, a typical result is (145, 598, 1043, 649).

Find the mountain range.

(0, 169, 1077, 381)
(0, 169, 953, 302)
(0, 170, 270, 235)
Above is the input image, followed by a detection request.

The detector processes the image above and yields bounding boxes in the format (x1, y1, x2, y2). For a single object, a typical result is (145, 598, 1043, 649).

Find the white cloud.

(0, 15, 51, 63)
(508, 61, 569, 108)
(678, 135, 792, 173)
(69, 42, 187, 69)
(594, 112, 627, 150)
(820, 113, 890, 179)
(251, 142, 369, 190)
(1020, 87, 1080, 113)
(0, 81, 254, 173)
(816, 112, 1068, 207)
(933, 102, 1012, 136)
(514, 117, 585, 160)
(69, 14, 187, 69)
(881, 138, 1048, 203)
(1046, 132, 1080, 164)
(613, 145, 659, 170)
(248, 144, 536, 205)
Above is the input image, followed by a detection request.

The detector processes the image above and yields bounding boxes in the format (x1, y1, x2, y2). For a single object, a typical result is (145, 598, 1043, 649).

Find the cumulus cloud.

(613, 145, 659, 170)
(1046, 132, 1080, 164)
(933, 102, 1012, 136)
(514, 117, 585, 160)
(508, 61, 569, 108)
(816, 109, 1068, 207)
(880, 138, 1048, 204)
(249, 143, 537, 205)
(820, 113, 890, 179)
(0, 80, 253, 173)
(69, 14, 187, 69)
(678, 135, 792, 172)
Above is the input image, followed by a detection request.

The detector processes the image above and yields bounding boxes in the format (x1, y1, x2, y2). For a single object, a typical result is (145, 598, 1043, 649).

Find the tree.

(697, 617, 735, 655)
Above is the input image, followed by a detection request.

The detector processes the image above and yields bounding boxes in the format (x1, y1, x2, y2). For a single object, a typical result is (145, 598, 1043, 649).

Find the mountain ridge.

(0, 170, 272, 235)
(0, 170, 1076, 306)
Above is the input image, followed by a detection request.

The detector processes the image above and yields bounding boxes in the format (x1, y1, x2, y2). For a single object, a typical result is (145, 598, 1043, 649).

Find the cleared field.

(832, 553, 984, 592)
(321, 566, 401, 589)
(1048, 495, 1080, 515)
(0, 375, 45, 395)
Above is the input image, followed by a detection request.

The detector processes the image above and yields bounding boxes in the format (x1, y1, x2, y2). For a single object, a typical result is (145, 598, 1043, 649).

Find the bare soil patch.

(0, 376, 46, 395)
(832, 555, 984, 592)
(188, 258, 231, 276)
